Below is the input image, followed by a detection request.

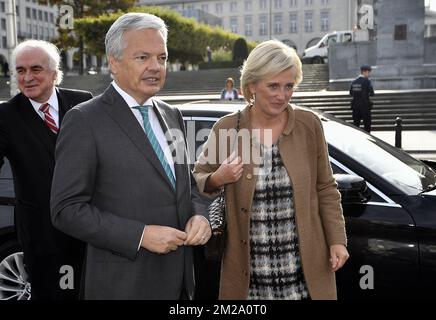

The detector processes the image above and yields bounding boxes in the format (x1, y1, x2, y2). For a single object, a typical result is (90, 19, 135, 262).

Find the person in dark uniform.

(350, 65, 375, 133)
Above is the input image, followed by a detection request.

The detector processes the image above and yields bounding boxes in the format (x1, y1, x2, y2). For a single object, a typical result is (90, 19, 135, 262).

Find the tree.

(232, 37, 249, 63)
(39, 0, 136, 74)
(73, 7, 256, 65)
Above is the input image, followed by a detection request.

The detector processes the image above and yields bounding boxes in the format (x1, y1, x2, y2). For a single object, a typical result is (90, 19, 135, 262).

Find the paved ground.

(372, 130, 436, 160)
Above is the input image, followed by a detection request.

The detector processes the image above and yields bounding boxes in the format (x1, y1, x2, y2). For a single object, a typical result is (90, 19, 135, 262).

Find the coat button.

(241, 239, 247, 245)
(246, 173, 252, 180)
(242, 270, 248, 276)
(240, 207, 247, 213)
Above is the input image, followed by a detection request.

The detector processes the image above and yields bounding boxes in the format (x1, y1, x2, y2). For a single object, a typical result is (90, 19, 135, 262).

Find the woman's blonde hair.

(240, 40, 302, 102)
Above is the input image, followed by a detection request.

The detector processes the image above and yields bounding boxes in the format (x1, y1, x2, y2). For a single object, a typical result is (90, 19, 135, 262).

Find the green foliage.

(211, 47, 232, 62)
(232, 37, 249, 62)
(73, 6, 256, 64)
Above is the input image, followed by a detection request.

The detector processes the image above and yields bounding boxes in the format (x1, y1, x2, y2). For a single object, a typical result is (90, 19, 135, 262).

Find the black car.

(0, 159, 29, 300)
(179, 102, 436, 300)
(1, 102, 436, 300)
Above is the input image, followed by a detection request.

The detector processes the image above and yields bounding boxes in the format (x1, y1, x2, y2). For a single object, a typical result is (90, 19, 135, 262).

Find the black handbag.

(204, 192, 226, 261)
(204, 111, 241, 261)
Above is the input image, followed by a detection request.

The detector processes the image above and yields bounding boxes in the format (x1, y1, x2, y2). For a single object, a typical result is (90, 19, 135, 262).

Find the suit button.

(240, 207, 247, 213)
(241, 240, 247, 245)
(242, 270, 248, 276)
(246, 173, 252, 180)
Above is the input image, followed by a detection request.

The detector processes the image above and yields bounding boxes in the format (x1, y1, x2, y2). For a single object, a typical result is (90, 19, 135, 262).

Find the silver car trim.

(365, 202, 403, 208)
(189, 117, 220, 122)
(329, 157, 402, 208)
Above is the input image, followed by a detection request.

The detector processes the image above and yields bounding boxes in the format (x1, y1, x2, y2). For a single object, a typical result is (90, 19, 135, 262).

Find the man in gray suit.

(50, 12, 211, 300)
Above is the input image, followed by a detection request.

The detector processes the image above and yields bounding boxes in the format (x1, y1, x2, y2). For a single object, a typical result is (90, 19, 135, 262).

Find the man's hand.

(330, 244, 349, 272)
(184, 215, 212, 246)
(141, 225, 187, 254)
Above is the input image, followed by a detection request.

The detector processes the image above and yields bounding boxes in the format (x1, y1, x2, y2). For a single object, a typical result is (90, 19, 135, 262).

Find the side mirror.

(334, 174, 371, 203)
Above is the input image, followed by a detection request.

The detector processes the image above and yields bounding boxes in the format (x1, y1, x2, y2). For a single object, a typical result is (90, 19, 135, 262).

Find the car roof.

(177, 101, 336, 123)
(177, 102, 244, 118)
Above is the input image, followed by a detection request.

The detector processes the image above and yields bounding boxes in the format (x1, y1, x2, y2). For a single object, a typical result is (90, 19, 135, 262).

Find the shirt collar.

(29, 88, 58, 113)
(111, 81, 153, 109)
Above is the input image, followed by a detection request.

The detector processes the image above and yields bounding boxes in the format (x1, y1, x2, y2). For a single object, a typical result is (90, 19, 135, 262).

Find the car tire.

(0, 240, 31, 300)
(312, 56, 324, 64)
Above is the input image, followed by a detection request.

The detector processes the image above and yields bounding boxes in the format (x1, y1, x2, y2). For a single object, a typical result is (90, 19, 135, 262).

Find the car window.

(0, 159, 12, 179)
(327, 35, 337, 46)
(0, 159, 14, 198)
(323, 119, 436, 194)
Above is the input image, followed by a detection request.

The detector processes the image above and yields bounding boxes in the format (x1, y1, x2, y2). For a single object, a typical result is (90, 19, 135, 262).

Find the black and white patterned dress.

(248, 144, 310, 300)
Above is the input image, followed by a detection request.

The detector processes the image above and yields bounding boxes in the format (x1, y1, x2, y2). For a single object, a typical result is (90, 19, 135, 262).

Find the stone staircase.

(161, 68, 241, 95)
(298, 64, 329, 92)
(159, 64, 329, 95)
(292, 90, 436, 131)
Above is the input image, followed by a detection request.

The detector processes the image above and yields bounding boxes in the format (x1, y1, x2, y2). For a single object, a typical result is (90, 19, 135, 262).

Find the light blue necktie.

(134, 105, 176, 190)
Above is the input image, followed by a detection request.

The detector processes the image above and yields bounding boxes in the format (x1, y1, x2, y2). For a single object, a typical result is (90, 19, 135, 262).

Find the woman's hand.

(206, 151, 243, 191)
(329, 244, 349, 272)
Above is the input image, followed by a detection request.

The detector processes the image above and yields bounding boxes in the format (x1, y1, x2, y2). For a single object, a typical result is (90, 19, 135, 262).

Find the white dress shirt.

(29, 89, 60, 128)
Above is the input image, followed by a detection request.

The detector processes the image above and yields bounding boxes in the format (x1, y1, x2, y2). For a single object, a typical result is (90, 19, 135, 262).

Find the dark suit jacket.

(50, 85, 207, 300)
(0, 88, 93, 257)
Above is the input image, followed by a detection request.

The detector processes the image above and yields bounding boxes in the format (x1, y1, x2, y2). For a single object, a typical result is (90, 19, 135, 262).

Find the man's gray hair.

(11, 39, 63, 85)
(105, 12, 168, 60)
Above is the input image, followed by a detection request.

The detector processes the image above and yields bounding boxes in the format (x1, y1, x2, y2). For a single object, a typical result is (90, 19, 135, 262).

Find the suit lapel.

(101, 86, 175, 191)
(17, 94, 56, 157)
(56, 88, 69, 124)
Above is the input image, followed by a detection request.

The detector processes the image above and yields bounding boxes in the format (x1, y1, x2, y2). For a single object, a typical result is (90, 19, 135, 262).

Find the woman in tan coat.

(193, 40, 348, 300)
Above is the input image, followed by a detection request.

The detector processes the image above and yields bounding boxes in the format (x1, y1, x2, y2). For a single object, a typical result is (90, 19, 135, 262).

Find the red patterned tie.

(39, 103, 58, 134)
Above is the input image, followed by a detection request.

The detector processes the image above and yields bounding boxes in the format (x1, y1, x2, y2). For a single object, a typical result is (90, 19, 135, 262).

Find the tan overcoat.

(193, 104, 347, 300)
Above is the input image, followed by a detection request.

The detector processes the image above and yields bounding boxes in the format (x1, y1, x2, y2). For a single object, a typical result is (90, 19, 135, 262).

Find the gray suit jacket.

(50, 85, 206, 300)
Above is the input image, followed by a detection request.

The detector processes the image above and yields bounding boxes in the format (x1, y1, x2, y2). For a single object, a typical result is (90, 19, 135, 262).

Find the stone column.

(82, 54, 87, 69)
(66, 49, 75, 70)
(91, 55, 97, 67)
(376, 0, 425, 66)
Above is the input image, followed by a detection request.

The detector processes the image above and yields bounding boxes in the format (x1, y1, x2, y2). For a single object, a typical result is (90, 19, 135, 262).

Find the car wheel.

(0, 240, 31, 300)
(312, 56, 324, 64)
